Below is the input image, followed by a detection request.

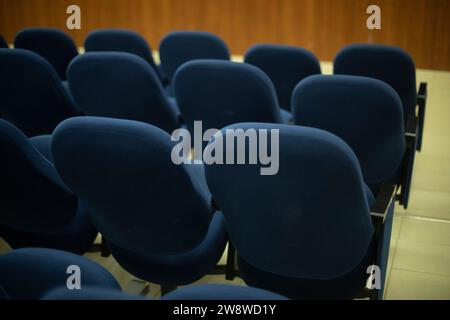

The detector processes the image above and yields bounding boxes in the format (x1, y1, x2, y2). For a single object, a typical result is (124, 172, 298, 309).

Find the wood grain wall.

(1, 0, 449, 70)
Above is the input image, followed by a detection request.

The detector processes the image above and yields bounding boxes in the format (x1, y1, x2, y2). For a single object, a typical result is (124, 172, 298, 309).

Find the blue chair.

(173, 60, 285, 139)
(0, 34, 8, 48)
(51, 117, 228, 294)
(291, 76, 405, 292)
(0, 49, 80, 137)
(67, 52, 180, 133)
(14, 28, 78, 80)
(204, 123, 395, 299)
(244, 44, 321, 113)
(0, 119, 97, 254)
(43, 284, 287, 300)
(334, 44, 427, 152)
(84, 29, 167, 85)
(159, 31, 230, 88)
(292, 75, 412, 209)
(0, 248, 120, 300)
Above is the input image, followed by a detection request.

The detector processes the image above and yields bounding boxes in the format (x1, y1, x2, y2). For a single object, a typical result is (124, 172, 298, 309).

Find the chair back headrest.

(245, 44, 321, 109)
(174, 59, 282, 134)
(14, 28, 78, 80)
(68, 52, 179, 133)
(292, 74, 405, 184)
(159, 31, 230, 82)
(0, 49, 78, 136)
(334, 44, 417, 121)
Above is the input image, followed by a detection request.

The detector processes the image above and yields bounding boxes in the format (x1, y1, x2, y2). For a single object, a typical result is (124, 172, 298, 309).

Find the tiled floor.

(0, 59, 449, 300)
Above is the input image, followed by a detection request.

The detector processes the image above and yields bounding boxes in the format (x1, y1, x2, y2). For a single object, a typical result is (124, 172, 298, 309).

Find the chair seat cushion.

(107, 212, 227, 285)
(0, 201, 97, 254)
(237, 237, 374, 299)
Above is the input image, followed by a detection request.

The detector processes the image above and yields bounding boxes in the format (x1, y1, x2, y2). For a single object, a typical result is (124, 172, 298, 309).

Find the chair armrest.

(418, 82, 427, 104)
(404, 114, 418, 150)
(370, 184, 397, 231)
(416, 82, 427, 151)
(405, 114, 417, 135)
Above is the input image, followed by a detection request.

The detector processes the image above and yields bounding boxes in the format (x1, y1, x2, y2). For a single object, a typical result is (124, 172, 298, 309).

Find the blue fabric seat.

(0, 49, 80, 137)
(159, 31, 230, 94)
(244, 44, 321, 113)
(43, 284, 287, 300)
(51, 117, 228, 288)
(0, 248, 120, 300)
(291, 74, 414, 208)
(14, 28, 78, 80)
(204, 123, 389, 299)
(334, 44, 426, 153)
(291, 75, 406, 298)
(173, 59, 285, 141)
(292, 75, 405, 194)
(84, 28, 167, 84)
(0, 34, 8, 48)
(67, 52, 180, 133)
(0, 119, 97, 254)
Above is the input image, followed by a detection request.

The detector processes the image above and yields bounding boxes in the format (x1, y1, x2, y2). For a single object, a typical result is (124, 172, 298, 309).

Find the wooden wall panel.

(1, 0, 449, 70)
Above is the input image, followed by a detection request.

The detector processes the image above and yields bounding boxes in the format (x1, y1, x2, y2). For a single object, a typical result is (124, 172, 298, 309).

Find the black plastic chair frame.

(396, 90, 423, 209)
(416, 82, 427, 152)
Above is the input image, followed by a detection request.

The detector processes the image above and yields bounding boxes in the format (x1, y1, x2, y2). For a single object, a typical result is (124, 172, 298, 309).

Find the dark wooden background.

(1, 0, 449, 70)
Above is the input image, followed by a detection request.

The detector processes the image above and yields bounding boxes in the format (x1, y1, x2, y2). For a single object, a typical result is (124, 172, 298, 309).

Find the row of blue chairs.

(1, 29, 427, 151)
(0, 248, 286, 300)
(1, 28, 229, 87)
(0, 28, 427, 299)
(0, 112, 396, 299)
(0, 32, 422, 209)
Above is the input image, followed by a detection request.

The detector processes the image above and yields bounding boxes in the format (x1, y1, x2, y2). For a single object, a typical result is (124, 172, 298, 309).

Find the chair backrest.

(84, 29, 164, 82)
(67, 52, 179, 133)
(292, 75, 405, 185)
(173, 60, 282, 134)
(0, 49, 79, 137)
(14, 28, 78, 80)
(204, 123, 374, 280)
(0, 34, 8, 48)
(245, 44, 321, 110)
(51, 117, 213, 255)
(159, 31, 230, 82)
(0, 119, 77, 233)
(334, 44, 417, 122)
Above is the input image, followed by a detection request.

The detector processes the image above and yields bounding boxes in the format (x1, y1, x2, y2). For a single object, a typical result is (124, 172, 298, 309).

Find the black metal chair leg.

(161, 284, 177, 296)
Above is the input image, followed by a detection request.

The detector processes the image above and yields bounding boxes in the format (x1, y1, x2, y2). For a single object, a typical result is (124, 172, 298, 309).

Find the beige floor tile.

(0, 238, 11, 254)
(191, 274, 246, 287)
(401, 189, 450, 220)
(399, 216, 450, 246)
(385, 269, 450, 300)
(391, 215, 404, 240)
(393, 240, 450, 277)
(385, 237, 400, 288)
